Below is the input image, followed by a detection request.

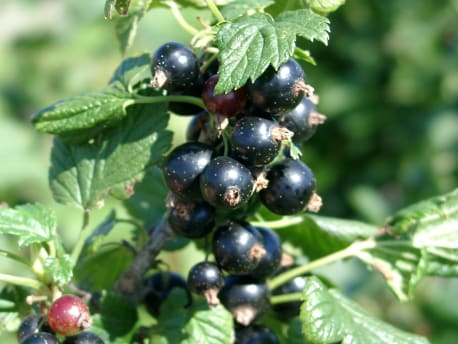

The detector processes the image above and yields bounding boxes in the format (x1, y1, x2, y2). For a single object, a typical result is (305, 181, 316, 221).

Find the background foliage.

(0, 0, 457, 342)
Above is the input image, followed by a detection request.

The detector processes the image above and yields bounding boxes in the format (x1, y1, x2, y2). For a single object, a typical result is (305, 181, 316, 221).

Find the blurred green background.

(0, 0, 457, 342)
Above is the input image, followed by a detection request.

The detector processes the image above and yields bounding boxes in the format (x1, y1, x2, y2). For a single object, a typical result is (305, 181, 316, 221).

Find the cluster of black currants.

(141, 42, 326, 342)
(17, 295, 103, 344)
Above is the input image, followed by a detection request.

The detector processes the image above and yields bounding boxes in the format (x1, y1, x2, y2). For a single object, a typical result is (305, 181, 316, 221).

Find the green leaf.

(109, 52, 151, 89)
(215, 9, 329, 93)
(152, 289, 233, 344)
(309, 0, 346, 15)
(100, 292, 138, 339)
(32, 85, 135, 142)
(49, 102, 172, 210)
(75, 245, 133, 291)
(124, 167, 168, 226)
(274, 214, 377, 259)
(356, 189, 458, 300)
(44, 253, 73, 286)
(0, 203, 56, 247)
(301, 277, 429, 344)
(287, 318, 307, 344)
(83, 210, 117, 254)
(113, 0, 153, 54)
(220, 0, 274, 20)
(182, 305, 233, 344)
(385, 188, 458, 240)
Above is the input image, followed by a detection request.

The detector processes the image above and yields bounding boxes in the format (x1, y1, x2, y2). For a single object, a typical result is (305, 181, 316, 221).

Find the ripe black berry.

(248, 58, 310, 115)
(202, 74, 247, 117)
(260, 158, 320, 215)
(17, 314, 44, 342)
(212, 221, 265, 275)
(187, 262, 224, 306)
(235, 324, 279, 344)
(47, 295, 92, 337)
(279, 95, 326, 142)
(186, 111, 220, 146)
(168, 199, 215, 239)
(151, 42, 199, 92)
(272, 266, 309, 318)
(143, 271, 192, 317)
(21, 332, 60, 344)
(163, 142, 214, 202)
(63, 331, 105, 344)
(231, 116, 293, 166)
(218, 276, 270, 326)
(200, 156, 254, 210)
(250, 226, 282, 280)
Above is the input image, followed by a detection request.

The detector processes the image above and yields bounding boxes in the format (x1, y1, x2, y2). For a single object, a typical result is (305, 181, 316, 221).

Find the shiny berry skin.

(186, 111, 221, 146)
(21, 332, 60, 344)
(248, 58, 306, 115)
(151, 42, 199, 92)
(260, 158, 316, 215)
(202, 75, 247, 117)
(218, 276, 270, 326)
(187, 262, 224, 306)
(168, 77, 205, 116)
(163, 142, 215, 202)
(212, 221, 265, 275)
(279, 96, 324, 141)
(143, 272, 192, 317)
(47, 295, 92, 337)
(17, 314, 48, 342)
(63, 331, 105, 344)
(235, 324, 279, 344)
(168, 199, 215, 239)
(200, 156, 254, 210)
(250, 226, 282, 280)
(272, 266, 309, 318)
(231, 116, 292, 166)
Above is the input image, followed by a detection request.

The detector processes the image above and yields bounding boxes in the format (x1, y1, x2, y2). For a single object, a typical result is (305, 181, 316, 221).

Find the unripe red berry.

(47, 295, 92, 337)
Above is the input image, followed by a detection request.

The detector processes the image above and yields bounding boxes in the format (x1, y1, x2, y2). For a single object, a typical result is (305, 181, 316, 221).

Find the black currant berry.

(202, 74, 247, 117)
(248, 58, 310, 115)
(218, 276, 270, 326)
(17, 315, 40, 341)
(168, 199, 215, 239)
(186, 111, 220, 146)
(272, 266, 309, 318)
(250, 227, 282, 280)
(187, 262, 224, 306)
(63, 331, 105, 344)
(260, 158, 320, 215)
(235, 324, 279, 344)
(21, 332, 60, 344)
(168, 77, 205, 116)
(143, 271, 192, 317)
(200, 156, 254, 210)
(279, 95, 326, 142)
(151, 42, 199, 92)
(231, 116, 293, 166)
(17, 314, 47, 342)
(163, 142, 215, 202)
(212, 221, 265, 275)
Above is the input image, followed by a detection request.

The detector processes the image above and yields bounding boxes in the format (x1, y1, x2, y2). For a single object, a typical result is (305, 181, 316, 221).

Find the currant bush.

(4, 1, 447, 343)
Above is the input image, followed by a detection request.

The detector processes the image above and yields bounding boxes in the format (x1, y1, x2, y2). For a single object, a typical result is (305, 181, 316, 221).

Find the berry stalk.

(267, 239, 376, 290)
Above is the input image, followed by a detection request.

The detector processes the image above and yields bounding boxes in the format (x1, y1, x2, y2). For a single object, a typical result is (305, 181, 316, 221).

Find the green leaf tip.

(215, 9, 330, 93)
(301, 276, 430, 344)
